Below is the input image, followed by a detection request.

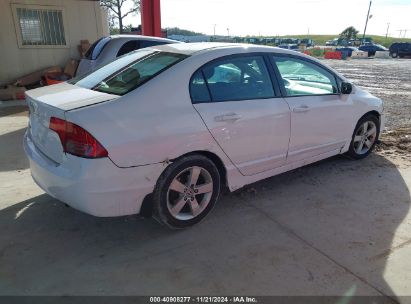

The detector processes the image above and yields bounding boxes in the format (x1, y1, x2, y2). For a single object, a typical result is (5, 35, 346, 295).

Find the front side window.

(273, 56, 338, 96)
(192, 56, 274, 103)
(14, 6, 66, 46)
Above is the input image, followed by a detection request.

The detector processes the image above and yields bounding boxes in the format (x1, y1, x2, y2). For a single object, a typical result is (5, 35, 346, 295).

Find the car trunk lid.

(25, 83, 118, 163)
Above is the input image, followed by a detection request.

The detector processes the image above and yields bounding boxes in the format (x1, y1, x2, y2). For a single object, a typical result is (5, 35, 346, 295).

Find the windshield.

(70, 50, 188, 95)
(376, 44, 388, 50)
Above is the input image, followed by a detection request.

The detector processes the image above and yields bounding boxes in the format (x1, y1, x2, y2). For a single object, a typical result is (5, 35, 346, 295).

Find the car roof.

(109, 35, 179, 43)
(150, 42, 348, 82)
(145, 42, 302, 56)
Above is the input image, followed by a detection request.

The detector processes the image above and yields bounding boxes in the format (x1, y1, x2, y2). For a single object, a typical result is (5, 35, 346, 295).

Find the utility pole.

(227, 27, 230, 37)
(213, 24, 217, 36)
(385, 23, 390, 39)
(362, 0, 372, 43)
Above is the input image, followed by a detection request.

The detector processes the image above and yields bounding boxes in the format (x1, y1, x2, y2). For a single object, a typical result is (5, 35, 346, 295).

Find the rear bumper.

(24, 131, 166, 217)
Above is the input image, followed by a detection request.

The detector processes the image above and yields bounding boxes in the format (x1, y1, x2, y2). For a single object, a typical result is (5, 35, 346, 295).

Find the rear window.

(117, 40, 140, 57)
(70, 50, 188, 95)
(116, 40, 175, 57)
(140, 40, 169, 48)
(85, 37, 111, 60)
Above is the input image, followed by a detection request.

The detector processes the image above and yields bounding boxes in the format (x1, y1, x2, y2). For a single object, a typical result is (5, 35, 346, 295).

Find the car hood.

(25, 82, 119, 111)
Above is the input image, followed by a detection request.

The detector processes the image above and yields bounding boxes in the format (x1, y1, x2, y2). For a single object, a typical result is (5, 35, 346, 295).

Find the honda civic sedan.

(24, 43, 385, 228)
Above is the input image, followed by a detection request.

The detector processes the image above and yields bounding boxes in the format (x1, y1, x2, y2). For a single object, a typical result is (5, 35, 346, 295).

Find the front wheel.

(346, 115, 380, 159)
(152, 155, 221, 229)
(391, 52, 398, 58)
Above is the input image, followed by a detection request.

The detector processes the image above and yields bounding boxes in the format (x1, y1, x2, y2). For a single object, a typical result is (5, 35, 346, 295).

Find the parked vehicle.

(359, 44, 388, 57)
(336, 47, 359, 57)
(300, 38, 315, 47)
(76, 35, 181, 76)
(325, 38, 339, 46)
(278, 44, 300, 51)
(24, 43, 385, 228)
(389, 42, 411, 58)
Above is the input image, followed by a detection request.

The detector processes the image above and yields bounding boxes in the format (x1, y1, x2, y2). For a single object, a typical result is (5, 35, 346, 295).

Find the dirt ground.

(327, 58, 411, 160)
(0, 58, 410, 301)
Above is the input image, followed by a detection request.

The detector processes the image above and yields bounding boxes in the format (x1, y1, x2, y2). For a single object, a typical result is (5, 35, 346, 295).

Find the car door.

(405, 43, 411, 56)
(270, 55, 354, 164)
(191, 54, 291, 176)
(360, 45, 370, 56)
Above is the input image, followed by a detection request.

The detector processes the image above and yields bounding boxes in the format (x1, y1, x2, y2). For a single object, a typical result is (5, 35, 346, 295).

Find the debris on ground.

(15, 66, 62, 88)
(0, 85, 26, 101)
(42, 59, 79, 86)
(327, 59, 411, 160)
(78, 40, 91, 58)
(376, 127, 411, 156)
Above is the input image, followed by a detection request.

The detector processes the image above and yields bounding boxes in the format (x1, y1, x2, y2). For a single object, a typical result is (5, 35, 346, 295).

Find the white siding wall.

(0, 0, 109, 85)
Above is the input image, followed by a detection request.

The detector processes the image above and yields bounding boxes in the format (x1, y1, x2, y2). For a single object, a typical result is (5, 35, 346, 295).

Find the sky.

(123, 0, 411, 37)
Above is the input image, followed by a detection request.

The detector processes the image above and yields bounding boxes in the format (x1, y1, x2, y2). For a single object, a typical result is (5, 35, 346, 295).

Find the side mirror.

(341, 82, 353, 94)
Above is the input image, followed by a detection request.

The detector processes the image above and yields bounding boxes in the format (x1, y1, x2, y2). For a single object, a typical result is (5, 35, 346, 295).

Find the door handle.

(293, 105, 310, 113)
(214, 113, 242, 122)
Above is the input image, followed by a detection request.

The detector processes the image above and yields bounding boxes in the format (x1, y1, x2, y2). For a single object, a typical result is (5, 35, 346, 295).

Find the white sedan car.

(24, 43, 385, 228)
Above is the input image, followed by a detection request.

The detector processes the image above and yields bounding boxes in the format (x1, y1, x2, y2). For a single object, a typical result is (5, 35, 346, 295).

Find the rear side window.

(117, 40, 140, 57)
(191, 56, 275, 103)
(190, 71, 211, 103)
(94, 52, 187, 95)
(85, 37, 111, 60)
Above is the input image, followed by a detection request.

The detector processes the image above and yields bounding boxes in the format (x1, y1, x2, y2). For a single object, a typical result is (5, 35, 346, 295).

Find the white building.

(0, 0, 109, 85)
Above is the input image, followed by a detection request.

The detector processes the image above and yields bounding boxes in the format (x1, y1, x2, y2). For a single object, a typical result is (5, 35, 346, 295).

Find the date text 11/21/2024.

(149, 296, 258, 303)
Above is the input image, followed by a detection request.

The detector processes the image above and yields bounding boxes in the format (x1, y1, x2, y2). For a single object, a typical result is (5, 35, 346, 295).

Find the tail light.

(49, 117, 108, 158)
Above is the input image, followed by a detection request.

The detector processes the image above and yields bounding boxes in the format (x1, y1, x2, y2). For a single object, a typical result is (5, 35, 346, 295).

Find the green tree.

(166, 27, 204, 36)
(100, 0, 140, 33)
(339, 26, 359, 40)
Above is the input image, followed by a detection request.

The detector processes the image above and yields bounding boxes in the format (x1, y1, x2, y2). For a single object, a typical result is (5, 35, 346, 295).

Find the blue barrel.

(340, 50, 349, 60)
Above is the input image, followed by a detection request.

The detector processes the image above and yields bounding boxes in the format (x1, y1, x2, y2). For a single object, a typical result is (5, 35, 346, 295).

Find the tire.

(152, 155, 221, 229)
(346, 115, 380, 160)
(391, 52, 398, 58)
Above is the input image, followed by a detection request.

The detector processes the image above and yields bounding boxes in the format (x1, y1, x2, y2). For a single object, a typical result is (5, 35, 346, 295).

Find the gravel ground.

(327, 58, 411, 159)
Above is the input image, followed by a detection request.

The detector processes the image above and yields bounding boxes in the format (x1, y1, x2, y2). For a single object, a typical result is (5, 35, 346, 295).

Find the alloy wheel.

(353, 120, 377, 155)
(166, 166, 213, 221)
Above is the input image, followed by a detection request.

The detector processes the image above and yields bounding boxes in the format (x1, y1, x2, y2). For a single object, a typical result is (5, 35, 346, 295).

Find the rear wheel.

(346, 115, 380, 159)
(153, 155, 221, 229)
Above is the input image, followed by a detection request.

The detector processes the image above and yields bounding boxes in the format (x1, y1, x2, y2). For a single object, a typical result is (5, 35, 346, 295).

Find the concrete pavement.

(0, 107, 410, 301)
